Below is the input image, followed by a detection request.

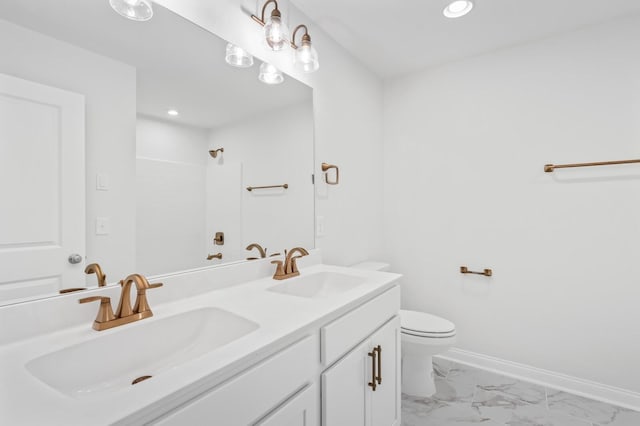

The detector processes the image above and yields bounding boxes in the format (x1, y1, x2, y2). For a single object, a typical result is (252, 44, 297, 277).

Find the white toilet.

(352, 261, 457, 397)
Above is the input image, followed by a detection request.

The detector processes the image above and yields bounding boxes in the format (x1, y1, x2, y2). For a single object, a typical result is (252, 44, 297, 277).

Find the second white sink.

(25, 307, 259, 397)
(268, 271, 366, 298)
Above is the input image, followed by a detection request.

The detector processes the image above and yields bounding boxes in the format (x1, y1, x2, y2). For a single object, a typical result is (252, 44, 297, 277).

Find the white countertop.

(0, 262, 400, 425)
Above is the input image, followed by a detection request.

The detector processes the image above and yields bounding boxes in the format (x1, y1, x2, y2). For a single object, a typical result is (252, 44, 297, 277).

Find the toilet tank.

(351, 261, 390, 272)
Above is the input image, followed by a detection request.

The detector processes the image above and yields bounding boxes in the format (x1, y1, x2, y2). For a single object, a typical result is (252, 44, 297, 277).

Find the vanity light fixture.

(167, 109, 179, 116)
(109, 0, 154, 21)
(251, 0, 290, 51)
(258, 62, 284, 85)
(443, 0, 474, 18)
(225, 43, 254, 68)
(291, 25, 319, 73)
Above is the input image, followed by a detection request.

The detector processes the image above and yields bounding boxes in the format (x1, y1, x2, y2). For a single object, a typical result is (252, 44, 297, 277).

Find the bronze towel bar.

(544, 159, 640, 173)
(246, 184, 289, 192)
(460, 266, 492, 277)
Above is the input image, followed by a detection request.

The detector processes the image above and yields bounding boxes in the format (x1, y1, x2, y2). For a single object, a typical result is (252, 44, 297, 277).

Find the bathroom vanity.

(0, 255, 402, 425)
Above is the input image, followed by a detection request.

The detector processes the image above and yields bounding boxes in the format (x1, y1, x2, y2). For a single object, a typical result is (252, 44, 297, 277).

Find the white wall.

(383, 15, 640, 393)
(209, 102, 314, 259)
(0, 19, 136, 285)
(136, 116, 209, 275)
(155, 0, 385, 265)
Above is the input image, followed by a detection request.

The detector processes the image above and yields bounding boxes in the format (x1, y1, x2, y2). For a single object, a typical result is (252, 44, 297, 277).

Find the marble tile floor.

(402, 357, 640, 426)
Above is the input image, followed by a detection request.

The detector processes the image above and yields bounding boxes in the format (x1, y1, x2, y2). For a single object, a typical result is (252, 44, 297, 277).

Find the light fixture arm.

(290, 24, 311, 49)
(251, 0, 281, 26)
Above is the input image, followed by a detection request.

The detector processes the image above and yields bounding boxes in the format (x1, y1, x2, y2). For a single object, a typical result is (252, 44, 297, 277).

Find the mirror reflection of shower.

(209, 148, 224, 158)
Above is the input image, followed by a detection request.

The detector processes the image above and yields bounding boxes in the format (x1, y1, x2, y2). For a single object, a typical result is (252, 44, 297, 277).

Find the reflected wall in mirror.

(0, 0, 314, 306)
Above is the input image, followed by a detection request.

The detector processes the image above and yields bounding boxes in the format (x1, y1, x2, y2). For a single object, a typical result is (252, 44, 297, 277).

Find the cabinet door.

(256, 385, 318, 426)
(321, 339, 370, 426)
(370, 316, 401, 426)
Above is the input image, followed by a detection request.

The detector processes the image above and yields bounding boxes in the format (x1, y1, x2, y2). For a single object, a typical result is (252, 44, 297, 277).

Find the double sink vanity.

(0, 251, 402, 425)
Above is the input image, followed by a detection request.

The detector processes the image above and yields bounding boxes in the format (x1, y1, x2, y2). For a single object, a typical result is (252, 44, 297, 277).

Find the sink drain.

(132, 375, 152, 385)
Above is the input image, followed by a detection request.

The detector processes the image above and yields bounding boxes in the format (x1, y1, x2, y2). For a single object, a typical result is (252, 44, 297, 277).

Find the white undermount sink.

(25, 307, 259, 397)
(268, 271, 366, 298)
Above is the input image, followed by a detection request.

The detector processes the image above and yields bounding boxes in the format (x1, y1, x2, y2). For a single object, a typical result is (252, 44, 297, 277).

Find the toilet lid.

(400, 310, 456, 336)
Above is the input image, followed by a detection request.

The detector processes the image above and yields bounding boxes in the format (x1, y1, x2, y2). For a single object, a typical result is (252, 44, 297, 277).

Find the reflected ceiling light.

(225, 43, 254, 68)
(258, 63, 284, 85)
(167, 109, 179, 116)
(251, 0, 290, 51)
(109, 0, 154, 21)
(443, 0, 474, 18)
(291, 25, 319, 73)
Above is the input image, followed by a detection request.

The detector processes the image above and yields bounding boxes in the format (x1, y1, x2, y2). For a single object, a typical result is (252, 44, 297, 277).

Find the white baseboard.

(439, 347, 640, 412)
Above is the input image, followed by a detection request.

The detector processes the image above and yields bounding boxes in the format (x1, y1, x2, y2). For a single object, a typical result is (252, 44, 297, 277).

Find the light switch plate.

(96, 217, 110, 235)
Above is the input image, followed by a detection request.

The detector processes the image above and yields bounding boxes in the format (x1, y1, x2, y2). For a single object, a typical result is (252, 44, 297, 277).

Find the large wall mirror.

(0, 0, 315, 306)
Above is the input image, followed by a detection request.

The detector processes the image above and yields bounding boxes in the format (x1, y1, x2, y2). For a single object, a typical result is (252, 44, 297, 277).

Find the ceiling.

(0, 0, 311, 129)
(292, 0, 640, 78)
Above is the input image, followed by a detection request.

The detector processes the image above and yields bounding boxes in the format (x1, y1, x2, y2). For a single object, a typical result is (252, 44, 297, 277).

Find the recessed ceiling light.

(167, 109, 179, 116)
(443, 0, 474, 18)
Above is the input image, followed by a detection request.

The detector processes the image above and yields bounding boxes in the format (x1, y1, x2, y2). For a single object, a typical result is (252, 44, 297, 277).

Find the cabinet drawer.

(154, 335, 317, 426)
(321, 285, 400, 366)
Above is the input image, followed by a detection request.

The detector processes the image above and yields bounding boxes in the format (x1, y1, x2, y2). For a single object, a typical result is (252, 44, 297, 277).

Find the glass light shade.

(294, 43, 319, 73)
(443, 0, 474, 18)
(109, 0, 153, 21)
(258, 63, 284, 85)
(225, 43, 254, 68)
(264, 15, 290, 51)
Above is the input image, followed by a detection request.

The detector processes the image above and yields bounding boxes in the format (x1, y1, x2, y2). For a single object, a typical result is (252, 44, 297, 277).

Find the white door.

(0, 73, 85, 303)
(370, 316, 401, 426)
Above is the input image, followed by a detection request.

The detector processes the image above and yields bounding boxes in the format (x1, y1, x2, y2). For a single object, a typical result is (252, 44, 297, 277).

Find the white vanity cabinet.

(255, 384, 318, 426)
(320, 285, 401, 426)
(149, 285, 401, 426)
(152, 335, 318, 426)
(321, 317, 401, 426)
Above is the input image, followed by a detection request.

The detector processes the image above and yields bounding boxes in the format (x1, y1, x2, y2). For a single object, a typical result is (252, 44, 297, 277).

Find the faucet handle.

(289, 255, 304, 274)
(271, 260, 286, 280)
(79, 296, 116, 324)
(133, 281, 162, 314)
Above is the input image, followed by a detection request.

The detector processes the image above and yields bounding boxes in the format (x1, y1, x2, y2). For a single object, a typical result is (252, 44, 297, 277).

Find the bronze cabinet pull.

(375, 345, 382, 385)
(368, 349, 377, 391)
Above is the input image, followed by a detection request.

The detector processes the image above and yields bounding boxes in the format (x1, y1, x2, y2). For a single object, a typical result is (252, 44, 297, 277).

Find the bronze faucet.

(271, 247, 309, 280)
(246, 243, 281, 260)
(85, 263, 107, 287)
(246, 243, 267, 260)
(79, 273, 162, 331)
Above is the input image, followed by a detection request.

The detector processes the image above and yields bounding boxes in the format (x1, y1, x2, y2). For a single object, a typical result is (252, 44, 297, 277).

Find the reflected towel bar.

(246, 184, 288, 192)
(460, 266, 492, 277)
(544, 159, 640, 173)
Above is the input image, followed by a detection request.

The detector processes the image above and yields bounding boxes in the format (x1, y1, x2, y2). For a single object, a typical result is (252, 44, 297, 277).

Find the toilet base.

(402, 354, 436, 397)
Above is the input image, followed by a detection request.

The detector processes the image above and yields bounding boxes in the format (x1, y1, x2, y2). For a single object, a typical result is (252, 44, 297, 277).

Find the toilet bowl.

(351, 261, 457, 398)
(400, 309, 456, 396)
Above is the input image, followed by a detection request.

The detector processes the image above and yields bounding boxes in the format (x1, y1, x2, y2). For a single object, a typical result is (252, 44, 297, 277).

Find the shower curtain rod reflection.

(544, 159, 640, 173)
